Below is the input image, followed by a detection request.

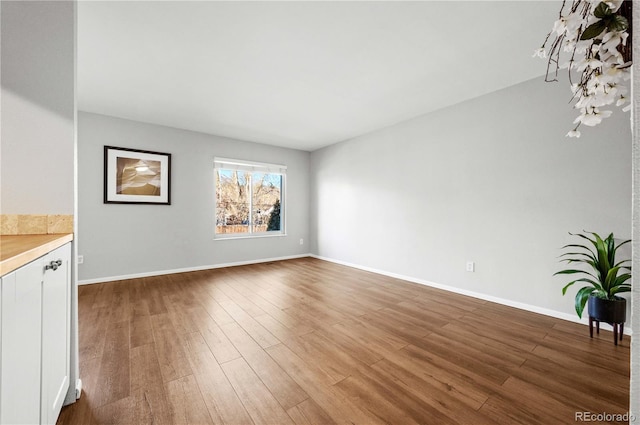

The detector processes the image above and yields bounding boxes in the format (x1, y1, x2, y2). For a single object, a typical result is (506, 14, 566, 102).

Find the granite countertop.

(0, 234, 73, 276)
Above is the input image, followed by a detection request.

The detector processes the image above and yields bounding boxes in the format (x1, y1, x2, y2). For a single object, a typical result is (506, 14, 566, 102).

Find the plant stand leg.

(596, 320, 600, 335)
(589, 317, 594, 338)
(620, 323, 624, 341)
(613, 323, 618, 346)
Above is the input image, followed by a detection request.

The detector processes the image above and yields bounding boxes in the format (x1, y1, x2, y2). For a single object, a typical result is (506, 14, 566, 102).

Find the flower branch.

(535, 0, 632, 138)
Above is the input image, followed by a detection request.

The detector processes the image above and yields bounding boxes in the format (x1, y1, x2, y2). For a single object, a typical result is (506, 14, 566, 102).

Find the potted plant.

(555, 231, 631, 344)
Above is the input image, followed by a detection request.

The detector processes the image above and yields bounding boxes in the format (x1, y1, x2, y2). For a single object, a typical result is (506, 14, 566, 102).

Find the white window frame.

(214, 157, 286, 240)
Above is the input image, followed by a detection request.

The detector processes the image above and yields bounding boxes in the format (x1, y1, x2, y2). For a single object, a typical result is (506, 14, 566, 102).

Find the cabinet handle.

(45, 259, 63, 271)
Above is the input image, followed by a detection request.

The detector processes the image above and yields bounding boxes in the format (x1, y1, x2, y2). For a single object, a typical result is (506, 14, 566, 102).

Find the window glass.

(215, 169, 250, 234)
(214, 159, 285, 238)
(252, 173, 282, 233)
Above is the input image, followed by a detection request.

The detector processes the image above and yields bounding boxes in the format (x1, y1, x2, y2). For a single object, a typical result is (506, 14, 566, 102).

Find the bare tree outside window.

(215, 168, 283, 236)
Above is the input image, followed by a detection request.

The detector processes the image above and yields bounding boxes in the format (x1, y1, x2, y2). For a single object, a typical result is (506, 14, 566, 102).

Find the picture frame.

(104, 146, 171, 205)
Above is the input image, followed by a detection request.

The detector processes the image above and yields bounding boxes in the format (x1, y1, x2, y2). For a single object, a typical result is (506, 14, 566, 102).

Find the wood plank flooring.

(57, 257, 630, 425)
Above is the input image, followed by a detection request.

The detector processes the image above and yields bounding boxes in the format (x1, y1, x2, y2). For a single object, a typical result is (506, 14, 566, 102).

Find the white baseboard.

(310, 254, 633, 336)
(75, 379, 82, 400)
(78, 253, 312, 285)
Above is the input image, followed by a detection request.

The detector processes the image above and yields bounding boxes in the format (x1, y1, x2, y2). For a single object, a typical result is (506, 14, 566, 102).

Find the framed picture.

(104, 146, 171, 204)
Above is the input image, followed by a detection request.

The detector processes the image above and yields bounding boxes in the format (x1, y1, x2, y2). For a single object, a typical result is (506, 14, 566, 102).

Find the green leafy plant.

(580, 2, 629, 40)
(555, 231, 631, 318)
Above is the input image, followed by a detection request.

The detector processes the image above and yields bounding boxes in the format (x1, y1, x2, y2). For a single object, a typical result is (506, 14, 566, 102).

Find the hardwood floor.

(57, 257, 630, 425)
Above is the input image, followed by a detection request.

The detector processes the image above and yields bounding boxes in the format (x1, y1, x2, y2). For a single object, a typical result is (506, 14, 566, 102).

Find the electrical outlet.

(299, 238, 304, 245)
(466, 261, 475, 272)
(77, 255, 84, 264)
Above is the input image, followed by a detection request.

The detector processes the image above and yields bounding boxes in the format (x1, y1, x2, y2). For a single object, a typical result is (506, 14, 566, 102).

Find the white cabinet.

(0, 258, 43, 425)
(0, 243, 71, 425)
(40, 245, 71, 425)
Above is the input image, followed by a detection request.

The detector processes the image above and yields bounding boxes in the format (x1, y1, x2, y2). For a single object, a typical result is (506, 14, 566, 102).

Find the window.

(214, 157, 285, 238)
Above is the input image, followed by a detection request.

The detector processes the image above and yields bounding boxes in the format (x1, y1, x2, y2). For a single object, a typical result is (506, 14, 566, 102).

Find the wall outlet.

(466, 261, 475, 272)
(299, 238, 304, 245)
(77, 255, 84, 264)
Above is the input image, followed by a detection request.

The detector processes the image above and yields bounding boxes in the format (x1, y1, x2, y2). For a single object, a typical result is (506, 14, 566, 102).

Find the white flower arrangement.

(536, 0, 632, 138)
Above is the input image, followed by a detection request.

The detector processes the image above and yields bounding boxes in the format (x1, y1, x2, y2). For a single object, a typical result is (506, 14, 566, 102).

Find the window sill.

(214, 233, 287, 241)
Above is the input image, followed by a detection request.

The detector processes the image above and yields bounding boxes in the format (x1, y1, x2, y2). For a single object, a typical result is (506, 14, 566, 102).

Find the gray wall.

(1, 1, 75, 214)
(78, 112, 310, 282)
(310, 76, 632, 320)
(0, 0, 79, 407)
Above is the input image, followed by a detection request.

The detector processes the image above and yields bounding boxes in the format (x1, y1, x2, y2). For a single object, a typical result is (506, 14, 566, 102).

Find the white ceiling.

(78, 1, 561, 151)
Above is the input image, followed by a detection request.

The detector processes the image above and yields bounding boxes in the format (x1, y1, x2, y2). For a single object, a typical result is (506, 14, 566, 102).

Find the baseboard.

(310, 254, 633, 336)
(78, 253, 312, 285)
(75, 379, 82, 400)
(63, 378, 81, 406)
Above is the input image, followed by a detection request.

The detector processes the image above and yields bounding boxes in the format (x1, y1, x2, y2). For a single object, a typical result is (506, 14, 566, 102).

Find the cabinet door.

(41, 244, 71, 425)
(0, 260, 43, 425)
